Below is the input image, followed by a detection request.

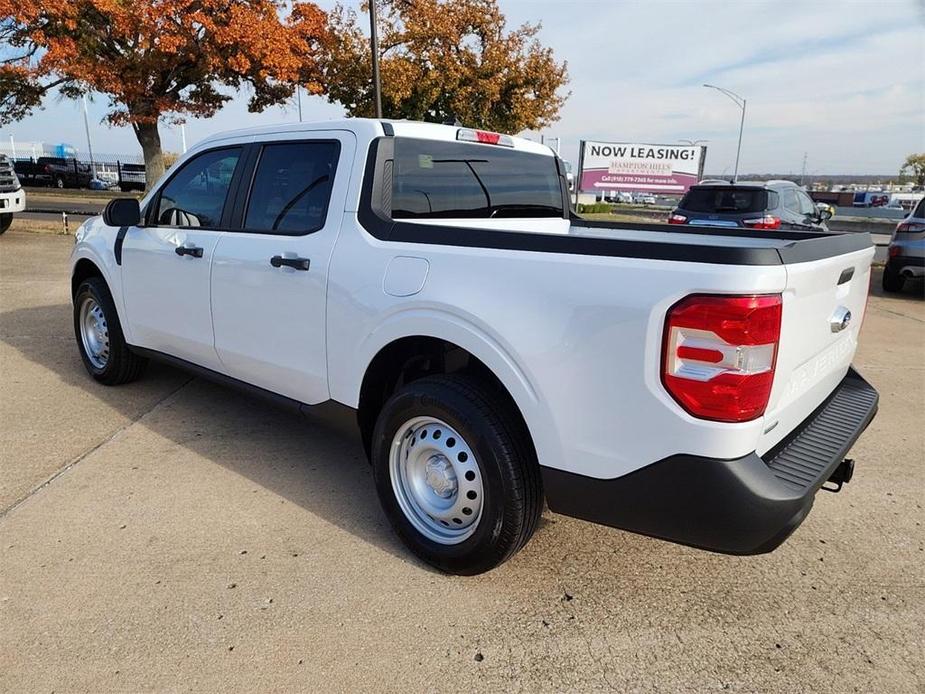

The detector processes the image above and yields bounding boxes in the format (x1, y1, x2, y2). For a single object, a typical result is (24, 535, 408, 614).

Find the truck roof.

(197, 118, 553, 156)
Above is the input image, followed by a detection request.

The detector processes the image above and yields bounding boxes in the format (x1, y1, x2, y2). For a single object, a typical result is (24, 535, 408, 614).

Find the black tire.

(371, 374, 542, 575)
(73, 277, 147, 385)
(0, 213, 11, 234)
(882, 264, 904, 293)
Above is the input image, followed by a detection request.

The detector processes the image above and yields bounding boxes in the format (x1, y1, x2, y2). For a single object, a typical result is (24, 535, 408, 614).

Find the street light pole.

(703, 84, 746, 182)
(81, 95, 95, 177)
(369, 0, 383, 119)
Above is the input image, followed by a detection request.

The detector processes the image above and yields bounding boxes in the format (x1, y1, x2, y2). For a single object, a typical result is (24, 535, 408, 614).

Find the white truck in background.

(0, 154, 26, 234)
(70, 119, 879, 574)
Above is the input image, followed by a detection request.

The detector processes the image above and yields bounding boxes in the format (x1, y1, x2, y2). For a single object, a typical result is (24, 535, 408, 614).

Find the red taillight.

(742, 215, 781, 230)
(662, 294, 782, 423)
(888, 244, 901, 258)
(43, 164, 52, 173)
(668, 213, 687, 224)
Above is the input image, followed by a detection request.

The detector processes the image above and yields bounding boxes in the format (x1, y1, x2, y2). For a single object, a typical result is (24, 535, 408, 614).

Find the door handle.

(270, 255, 310, 271)
(175, 245, 204, 258)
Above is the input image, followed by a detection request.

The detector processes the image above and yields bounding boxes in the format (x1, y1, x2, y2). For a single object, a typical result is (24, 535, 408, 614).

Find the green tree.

(899, 153, 925, 188)
(322, 0, 569, 133)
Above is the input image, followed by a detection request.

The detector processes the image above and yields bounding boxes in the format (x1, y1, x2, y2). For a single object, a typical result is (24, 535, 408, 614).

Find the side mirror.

(103, 197, 141, 227)
(815, 202, 834, 221)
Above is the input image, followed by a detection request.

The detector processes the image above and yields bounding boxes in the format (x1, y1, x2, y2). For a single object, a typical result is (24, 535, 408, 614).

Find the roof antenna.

(442, 115, 463, 126)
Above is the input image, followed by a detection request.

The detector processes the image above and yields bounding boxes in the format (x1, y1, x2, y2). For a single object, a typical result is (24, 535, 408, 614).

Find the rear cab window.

(391, 138, 564, 220)
(679, 187, 772, 214)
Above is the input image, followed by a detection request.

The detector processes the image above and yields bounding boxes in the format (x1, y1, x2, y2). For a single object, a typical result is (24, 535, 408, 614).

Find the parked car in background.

(852, 191, 890, 208)
(117, 162, 147, 192)
(668, 180, 831, 231)
(0, 154, 26, 234)
(14, 156, 93, 189)
(639, 193, 657, 205)
(883, 197, 925, 293)
(71, 118, 877, 574)
(604, 191, 633, 204)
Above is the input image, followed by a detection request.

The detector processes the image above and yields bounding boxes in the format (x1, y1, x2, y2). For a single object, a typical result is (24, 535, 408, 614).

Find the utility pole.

(297, 87, 303, 122)
(81, 95, 95, 177)
(369, 0, 383, 118)
(800, 151, 808, 186)
(180, 124, 188, 153)
(703, 84, 746, 182)
(9, 134, 15, 161)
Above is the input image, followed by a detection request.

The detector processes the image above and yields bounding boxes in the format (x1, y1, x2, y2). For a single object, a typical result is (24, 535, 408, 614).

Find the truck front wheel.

(73, 277, 147, 385)
(371, 374, 542, 575)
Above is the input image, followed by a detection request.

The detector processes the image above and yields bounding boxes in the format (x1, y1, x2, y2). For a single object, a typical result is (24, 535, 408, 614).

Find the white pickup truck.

(71, 119, 878, 574)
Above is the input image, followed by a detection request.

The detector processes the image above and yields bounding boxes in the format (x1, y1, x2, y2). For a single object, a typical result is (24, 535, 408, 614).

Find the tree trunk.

(133, 120, 165, 191)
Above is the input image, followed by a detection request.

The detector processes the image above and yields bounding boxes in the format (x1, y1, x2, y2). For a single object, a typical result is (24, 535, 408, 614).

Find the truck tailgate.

(758, 245, 875, 455)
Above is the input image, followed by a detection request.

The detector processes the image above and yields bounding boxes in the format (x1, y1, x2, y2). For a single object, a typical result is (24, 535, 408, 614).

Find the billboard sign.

(577, 141, 706, 195)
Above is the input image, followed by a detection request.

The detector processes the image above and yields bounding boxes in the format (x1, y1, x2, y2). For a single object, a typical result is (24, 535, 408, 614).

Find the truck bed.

(370, 213, 874, 266)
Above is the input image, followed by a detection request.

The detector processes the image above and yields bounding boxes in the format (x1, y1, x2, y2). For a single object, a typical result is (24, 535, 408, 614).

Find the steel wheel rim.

(79, 296, 110, 369)
(389, 416, 484, 545)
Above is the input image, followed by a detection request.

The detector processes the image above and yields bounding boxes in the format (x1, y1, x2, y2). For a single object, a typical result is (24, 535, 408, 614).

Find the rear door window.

(391, 138, 563, 219)
(782, 189, 801, 214)
(243, 141, 340, 234)
(679, 187, 768, 214)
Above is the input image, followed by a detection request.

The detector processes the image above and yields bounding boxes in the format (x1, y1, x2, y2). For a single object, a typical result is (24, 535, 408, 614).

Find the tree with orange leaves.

(0, 1, 327, 186)
(322, 0, 569, 133)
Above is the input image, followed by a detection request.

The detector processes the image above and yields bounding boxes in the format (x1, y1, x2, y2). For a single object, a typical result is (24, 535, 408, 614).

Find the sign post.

(574, 139, 585, 208)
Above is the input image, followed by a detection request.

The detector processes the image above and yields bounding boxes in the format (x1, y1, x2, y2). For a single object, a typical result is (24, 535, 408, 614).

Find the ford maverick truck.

(70, 119, 878, 574)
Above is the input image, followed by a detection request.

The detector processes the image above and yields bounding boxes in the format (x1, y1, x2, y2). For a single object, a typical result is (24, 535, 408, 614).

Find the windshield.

(680, 186, 770, 214)
(391, 138, 564, 219)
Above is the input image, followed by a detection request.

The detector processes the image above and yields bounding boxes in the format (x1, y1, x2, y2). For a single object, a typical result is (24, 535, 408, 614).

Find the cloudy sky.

(6, 0, 925, 175)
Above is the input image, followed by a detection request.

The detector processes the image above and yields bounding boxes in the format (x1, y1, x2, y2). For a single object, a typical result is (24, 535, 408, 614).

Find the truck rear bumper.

(542, 367, 879, 555)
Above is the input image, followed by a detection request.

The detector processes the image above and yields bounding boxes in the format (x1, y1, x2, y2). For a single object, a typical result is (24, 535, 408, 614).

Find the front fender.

(71, 217, 131, 342)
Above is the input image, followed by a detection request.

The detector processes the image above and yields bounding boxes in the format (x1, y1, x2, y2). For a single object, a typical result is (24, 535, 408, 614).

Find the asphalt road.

(1, 230, 923, 692)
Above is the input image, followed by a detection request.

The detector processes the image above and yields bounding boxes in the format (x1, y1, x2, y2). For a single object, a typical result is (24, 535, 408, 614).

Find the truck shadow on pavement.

(0, 301, 439, 569)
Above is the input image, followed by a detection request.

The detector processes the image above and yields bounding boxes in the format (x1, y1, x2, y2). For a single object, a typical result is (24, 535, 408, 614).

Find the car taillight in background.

(895, 221, 925, 234)
(668, 213, 687, 225)
(742, 215, 781, 230)
(888, 244, 901, 258)
(662, 294, 783, 423)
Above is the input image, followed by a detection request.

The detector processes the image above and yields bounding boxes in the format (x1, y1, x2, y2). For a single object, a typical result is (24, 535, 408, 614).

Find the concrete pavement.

(1, 230, 923, 692)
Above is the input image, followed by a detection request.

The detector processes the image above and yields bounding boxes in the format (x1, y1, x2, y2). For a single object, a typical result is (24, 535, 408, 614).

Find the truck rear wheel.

(74, 277, 147, 385)
(371, 374, 542, 575)
(0, 213, 11, 234)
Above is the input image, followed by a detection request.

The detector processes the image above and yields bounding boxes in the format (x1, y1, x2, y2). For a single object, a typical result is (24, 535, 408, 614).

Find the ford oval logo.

(830, 306, 852, 333)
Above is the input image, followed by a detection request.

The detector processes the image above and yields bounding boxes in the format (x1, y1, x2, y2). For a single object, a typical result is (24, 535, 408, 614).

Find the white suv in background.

(0, 154, 26, 234)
